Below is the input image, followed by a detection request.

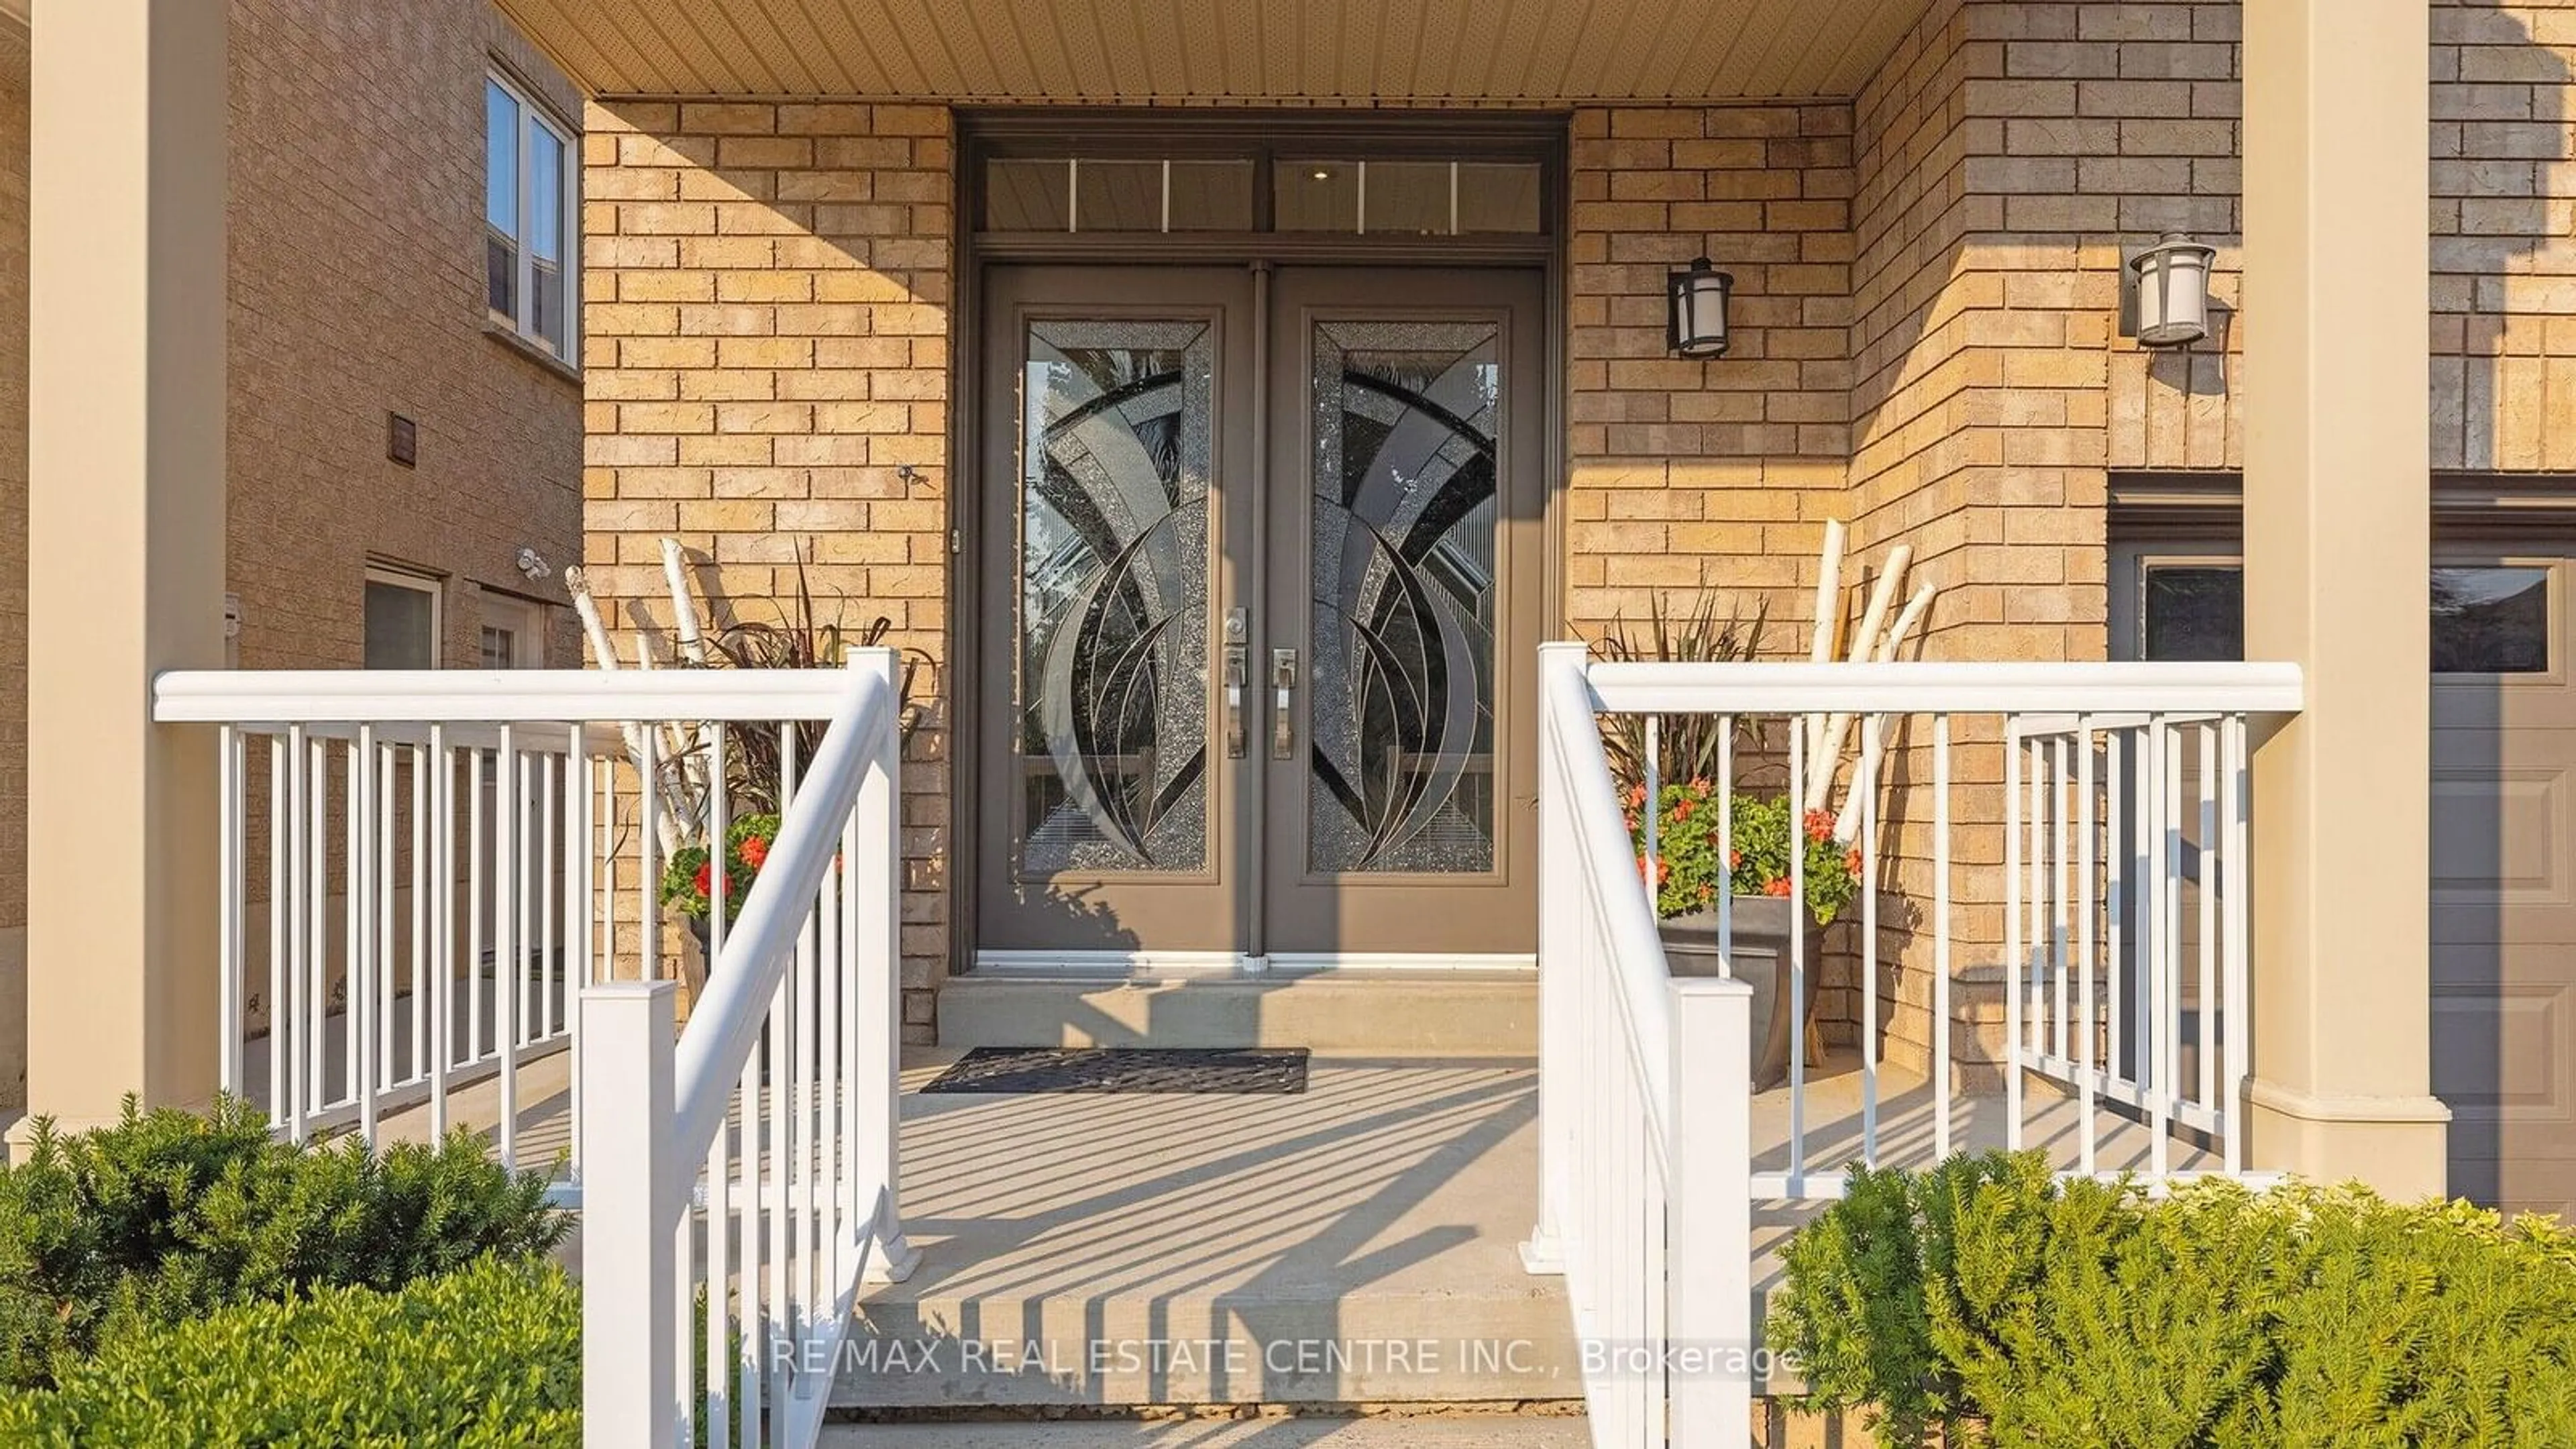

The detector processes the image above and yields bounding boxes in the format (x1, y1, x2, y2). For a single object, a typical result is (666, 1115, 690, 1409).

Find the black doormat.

(920, 1047, 1309, 1095)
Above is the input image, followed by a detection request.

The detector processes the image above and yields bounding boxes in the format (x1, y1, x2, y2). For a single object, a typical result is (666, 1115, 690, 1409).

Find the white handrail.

(156, 666, 857, 722)
(1585, 659, 2302, 715)
(1542, 652, 1675, 1123)
(670, 661, 889, 1175)
(578, 648, 912, 1449)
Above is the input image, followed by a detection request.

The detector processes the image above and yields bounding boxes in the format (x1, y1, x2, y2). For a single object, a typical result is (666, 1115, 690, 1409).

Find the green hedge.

(1768, 1151, 2576, 1448)
(0, 1096, 568, 1389)
(0, 1256, 580, 1447)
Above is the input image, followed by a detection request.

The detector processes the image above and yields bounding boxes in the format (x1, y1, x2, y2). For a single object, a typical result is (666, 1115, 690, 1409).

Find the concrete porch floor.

(339, 1038, 2219, 1408)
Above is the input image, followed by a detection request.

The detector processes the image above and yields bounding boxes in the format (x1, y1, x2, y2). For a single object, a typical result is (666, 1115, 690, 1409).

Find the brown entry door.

(1258, 267, 1543, 963)
(975, 264, 1542, 967)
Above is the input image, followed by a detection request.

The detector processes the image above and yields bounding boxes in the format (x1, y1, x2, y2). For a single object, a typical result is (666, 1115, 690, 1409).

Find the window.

(2432, 566, 2551, 674)
(486, 70, 577, 362)
(2115, 548, 2557, 676)
(979, 155, 1542, 235)
(363, 568, 441, 669)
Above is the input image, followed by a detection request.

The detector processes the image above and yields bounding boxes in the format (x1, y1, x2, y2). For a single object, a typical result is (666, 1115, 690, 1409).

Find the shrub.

(0, 1096, 568, 1389)
(1768, 1152, 2576, 1448)
(0, 1255, 579, 1446)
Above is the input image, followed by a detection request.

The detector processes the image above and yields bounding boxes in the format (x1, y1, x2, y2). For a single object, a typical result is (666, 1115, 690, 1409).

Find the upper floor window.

(486, 70, 578, 364)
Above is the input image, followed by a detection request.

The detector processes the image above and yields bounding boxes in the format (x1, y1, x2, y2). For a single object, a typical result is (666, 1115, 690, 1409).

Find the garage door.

(2115, 540, 2576, 1215)
(2430, 554, 2576, 1216)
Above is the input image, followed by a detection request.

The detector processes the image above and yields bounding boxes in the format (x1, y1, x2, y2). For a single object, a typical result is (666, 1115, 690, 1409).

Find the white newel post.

(1521, 641, 1589, 1276)
(582, 980, 681, 1449)
(852, 648, 922, 1283)
(1668, 975, 1754, 1445)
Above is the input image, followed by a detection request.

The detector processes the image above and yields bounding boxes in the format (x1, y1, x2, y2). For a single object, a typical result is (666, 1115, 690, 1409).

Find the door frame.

(947, 109, 1571, 977)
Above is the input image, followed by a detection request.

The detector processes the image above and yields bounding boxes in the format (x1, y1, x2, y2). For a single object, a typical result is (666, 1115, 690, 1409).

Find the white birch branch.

(1805, 543, 1912, 812)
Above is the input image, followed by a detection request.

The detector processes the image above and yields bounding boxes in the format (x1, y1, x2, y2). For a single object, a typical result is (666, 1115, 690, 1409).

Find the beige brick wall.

(228, 0, 584, 678)
(579, 99, 953, 1036)
(1566, 104, 1854, 655)
(2433, 1, 2576, 470)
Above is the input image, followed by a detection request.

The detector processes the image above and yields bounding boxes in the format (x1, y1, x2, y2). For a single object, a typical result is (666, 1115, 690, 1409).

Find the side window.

(363, 568, 441, 669)
(2112, 546, 2244, 663)
(2431, 565, 2551, 675)
(485, 69, 578, 362)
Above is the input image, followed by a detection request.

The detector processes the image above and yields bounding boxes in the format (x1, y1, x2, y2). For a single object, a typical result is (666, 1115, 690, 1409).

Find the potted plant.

(659, 812, 782, 960)
(1627, 781, 1863, 1092)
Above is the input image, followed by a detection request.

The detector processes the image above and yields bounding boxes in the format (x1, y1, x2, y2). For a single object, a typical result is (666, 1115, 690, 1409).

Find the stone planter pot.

(1658, 895, 1828, 1091)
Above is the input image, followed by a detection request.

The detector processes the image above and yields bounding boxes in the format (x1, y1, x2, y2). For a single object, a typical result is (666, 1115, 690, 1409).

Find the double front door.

(976, 265, 1544, 967)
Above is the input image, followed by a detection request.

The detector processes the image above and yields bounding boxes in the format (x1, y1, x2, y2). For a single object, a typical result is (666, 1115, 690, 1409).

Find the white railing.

(155, 665, 863, 1175)
(2006, 711, 2253, 1179)
(1526, 645, 2302, 1447)
(579, 651, 913, 1449)
(1527, 644, 1754, 1447)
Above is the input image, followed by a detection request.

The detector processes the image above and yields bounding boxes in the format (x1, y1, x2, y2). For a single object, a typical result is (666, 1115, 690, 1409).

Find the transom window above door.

(981, 154, 1545, 236)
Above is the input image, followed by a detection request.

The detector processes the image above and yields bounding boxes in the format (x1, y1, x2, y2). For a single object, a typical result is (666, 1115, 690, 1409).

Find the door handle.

(1223, 608, 1248, 759)
(1271, 648, 1299, 761)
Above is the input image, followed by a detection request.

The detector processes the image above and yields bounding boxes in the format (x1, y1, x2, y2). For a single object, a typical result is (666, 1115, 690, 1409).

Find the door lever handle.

(1271, 648, 1299, 761)
(1223, 608, 1249, 759)
(1223, 649, 1248, 758)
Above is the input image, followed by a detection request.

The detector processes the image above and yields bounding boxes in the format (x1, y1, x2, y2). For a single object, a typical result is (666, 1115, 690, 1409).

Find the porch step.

(823, 1418, 1590, 1446)
(936, 971, 1538, 1055)
(843, 1055, 1579, 1411)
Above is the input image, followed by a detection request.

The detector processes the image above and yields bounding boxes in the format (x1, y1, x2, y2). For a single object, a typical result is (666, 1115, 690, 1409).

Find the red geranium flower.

(1728, 849, 1743, 869)
(739, 834, 770, 869)
(1764, 877, 1792, 898)
(1803, 809, 1835, 842)
(693, 861, 713, 898)
(1671, 797, 1695, 820)
(1845, 848, 1864, 875)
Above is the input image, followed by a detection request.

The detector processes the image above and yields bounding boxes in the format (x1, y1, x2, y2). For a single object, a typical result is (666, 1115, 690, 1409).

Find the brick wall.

(579, 99, 953, 1034)
(2434, 1, 2576, 470)
(228, 0, 584, 678)
(1566, 104, 1855, 656)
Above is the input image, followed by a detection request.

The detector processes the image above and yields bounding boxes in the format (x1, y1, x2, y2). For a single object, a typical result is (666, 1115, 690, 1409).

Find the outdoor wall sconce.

(1667, 256, 1733, 358)
(2121, 232, 2218, 348)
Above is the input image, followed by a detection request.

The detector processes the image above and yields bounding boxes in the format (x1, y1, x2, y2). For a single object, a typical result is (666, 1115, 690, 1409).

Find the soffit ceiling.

(492, 0, 1931, 101)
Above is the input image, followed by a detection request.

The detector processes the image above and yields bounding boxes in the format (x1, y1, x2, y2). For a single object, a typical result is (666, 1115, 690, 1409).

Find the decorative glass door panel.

(1260, 268, 1543, 961)
(1017, 319, 1215, 874)
(977, 268, 1253, 958)
(1306, 321, 1501, 875)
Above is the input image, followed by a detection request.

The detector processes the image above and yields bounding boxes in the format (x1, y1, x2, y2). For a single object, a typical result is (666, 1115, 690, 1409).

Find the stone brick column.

(2242, 0, 2451, 1194)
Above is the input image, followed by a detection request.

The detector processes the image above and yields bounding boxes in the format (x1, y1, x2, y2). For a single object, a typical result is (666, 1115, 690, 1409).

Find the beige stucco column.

(2240, 0, 2450, 1196)
(22, 1, 229, 1131)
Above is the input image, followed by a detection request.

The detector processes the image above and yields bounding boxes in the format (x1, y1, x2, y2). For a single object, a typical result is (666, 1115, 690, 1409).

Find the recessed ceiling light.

(1311, 168, 1333, 181)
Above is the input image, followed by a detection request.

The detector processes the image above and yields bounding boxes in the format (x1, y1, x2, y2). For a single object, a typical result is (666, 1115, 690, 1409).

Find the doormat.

(920, 1047, 1309, 1095)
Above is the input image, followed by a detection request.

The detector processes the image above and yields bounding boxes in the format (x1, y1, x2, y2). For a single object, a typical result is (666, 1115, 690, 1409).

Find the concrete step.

(844, 1057, 1578, 1411)
(823, 1418, 1590, 1447)
(936, 972, 1538, 1055)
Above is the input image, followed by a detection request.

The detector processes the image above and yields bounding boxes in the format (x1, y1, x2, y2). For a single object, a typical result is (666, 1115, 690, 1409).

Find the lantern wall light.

(2121, 232, 2218, 348)
(1667, 256, 1733, 358)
